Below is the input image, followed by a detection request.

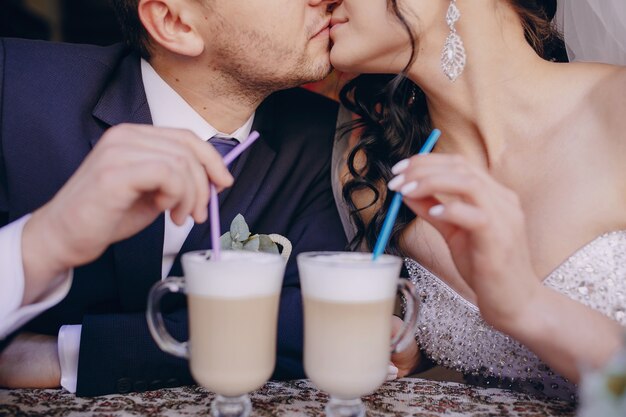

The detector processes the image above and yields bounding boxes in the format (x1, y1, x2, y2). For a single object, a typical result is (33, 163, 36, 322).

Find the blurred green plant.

(577, 335, 626, 416)
(220, 214, 280, 255)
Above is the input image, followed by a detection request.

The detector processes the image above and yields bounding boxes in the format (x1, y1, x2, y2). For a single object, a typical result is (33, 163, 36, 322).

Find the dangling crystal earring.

(441, 0, 466, 82)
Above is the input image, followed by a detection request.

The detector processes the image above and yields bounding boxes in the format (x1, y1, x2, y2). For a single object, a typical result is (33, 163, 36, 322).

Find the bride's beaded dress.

(405, 231, 626, 401)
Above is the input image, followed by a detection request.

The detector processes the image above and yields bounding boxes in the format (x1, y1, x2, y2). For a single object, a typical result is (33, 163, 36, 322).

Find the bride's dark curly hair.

(341, 0, 566, 255)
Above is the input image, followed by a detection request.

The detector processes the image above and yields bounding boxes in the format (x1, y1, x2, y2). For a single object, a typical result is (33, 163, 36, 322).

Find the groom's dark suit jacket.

(0, 39, 347, 396)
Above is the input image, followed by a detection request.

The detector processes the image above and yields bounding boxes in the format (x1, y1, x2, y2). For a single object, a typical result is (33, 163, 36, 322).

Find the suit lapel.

(168, 97, 278, 276)
(91, 54, 165, 311)
(91, 53, 153, 144)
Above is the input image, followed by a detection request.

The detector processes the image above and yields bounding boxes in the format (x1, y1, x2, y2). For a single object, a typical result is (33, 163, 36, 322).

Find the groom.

(0, 0, 345, 396)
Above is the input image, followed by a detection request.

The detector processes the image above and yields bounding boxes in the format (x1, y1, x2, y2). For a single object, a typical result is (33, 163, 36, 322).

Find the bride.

(330, 0, 626, 400)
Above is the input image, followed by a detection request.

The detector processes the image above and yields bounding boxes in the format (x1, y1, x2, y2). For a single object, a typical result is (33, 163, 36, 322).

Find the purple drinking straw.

(209, 130, 261, 261)
(209, 185, 221, 260)
(223, 131, 260, 166)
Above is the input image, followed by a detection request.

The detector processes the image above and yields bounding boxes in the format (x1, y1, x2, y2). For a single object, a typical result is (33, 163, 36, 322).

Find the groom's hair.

(110, 0, 152, 59)
(110, 0, 207, 59)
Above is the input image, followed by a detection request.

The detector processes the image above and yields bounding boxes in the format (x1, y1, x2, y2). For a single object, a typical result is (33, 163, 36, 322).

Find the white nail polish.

(391, 159, 410, 175)
(386, 365, 399, 381)
(429, 204, 445, 217)
(400, 181, 418, 195)
(388, 174, 405, 191)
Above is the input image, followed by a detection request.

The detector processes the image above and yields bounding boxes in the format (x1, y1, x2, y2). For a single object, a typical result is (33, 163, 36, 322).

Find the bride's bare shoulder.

(588, 65, 626, 180)
(569, 63, 626, 141)
(597, 66, 626, 143)
(581, 63, 626, 115)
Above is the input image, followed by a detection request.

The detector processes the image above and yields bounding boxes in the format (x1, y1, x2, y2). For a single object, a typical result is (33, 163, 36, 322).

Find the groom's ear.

(138, 0, 205, 58)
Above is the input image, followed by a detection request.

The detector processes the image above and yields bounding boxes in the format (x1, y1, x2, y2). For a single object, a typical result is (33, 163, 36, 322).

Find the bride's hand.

(388, 154, 542, 332)
(390, 315, 420, 378)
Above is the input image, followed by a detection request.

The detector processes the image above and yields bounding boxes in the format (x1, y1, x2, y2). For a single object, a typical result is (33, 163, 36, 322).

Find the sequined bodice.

(406, 230, 626, 401)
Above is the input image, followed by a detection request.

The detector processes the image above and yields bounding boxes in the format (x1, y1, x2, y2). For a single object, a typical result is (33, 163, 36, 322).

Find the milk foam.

(183, 250, 285, 298)
(298, 252, 401, 302)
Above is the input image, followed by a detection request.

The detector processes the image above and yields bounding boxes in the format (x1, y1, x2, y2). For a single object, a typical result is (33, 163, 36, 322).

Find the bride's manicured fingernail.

(400, 181, 418, 195)
(392, 159, 410, 175)
(429, 204, 445, 217)
(387, 365, 399, 380)
(388, 174, 405, 191)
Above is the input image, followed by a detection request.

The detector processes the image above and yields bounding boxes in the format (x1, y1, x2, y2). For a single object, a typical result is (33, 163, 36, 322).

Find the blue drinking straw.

(372, 129, 442, 260)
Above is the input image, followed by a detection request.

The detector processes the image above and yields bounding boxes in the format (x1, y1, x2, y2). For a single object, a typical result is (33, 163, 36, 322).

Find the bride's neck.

(407, 3, 555, 167)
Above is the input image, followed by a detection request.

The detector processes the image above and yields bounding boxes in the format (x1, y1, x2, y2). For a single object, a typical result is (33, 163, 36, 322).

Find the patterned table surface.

(0, 378, 577, 417)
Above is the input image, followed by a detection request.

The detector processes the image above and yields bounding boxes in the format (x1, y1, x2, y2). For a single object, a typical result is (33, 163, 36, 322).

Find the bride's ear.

(138, 0, 205, 57)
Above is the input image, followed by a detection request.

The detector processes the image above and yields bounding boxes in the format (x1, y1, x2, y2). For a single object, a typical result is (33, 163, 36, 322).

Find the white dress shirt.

(58, 59, 254, 393)
(0, 215, 73, 339)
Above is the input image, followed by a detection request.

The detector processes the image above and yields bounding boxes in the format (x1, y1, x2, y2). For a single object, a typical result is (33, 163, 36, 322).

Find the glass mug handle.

(390, 279, 420, 353)
(146, 277, 189, 359)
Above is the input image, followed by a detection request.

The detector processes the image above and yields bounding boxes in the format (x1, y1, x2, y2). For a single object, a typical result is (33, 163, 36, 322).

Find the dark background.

(0, 0, 122, 45)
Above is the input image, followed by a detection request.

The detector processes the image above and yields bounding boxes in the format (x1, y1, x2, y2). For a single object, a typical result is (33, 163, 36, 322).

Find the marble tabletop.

(0, 378, 577, 417)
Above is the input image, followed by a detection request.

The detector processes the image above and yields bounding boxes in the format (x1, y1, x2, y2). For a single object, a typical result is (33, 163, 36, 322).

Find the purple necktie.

(209, 137, 238, 163)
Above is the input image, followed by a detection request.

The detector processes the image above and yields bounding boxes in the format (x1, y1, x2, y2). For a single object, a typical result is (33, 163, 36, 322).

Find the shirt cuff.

(0, 215, 73, 338)
(58, 325, 82, 393)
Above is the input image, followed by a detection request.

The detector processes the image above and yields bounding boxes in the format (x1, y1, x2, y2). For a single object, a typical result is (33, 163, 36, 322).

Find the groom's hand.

(0, 333, 61, 389)
(20, 124, 234, 306)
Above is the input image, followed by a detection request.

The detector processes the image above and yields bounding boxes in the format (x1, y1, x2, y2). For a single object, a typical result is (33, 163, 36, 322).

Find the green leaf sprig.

(219, 214, 279, 255)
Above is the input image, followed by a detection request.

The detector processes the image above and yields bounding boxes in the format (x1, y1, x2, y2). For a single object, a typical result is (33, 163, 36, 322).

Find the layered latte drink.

(188, 292, 279, 396)
(298, 252, 419, 417)
(147, 250, 285, 417)
(183, 251, 284, 396)
(303, 295, 394, 399)
(300, 253, 398, 398)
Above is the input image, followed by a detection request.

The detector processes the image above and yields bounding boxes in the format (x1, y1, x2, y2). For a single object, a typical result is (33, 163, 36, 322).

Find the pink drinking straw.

(209, 131, 261, 261)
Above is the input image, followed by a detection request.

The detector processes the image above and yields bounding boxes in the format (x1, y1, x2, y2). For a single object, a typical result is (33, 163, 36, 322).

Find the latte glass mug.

(146, 250, 286, 417)
(298, 252, 420, 417)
